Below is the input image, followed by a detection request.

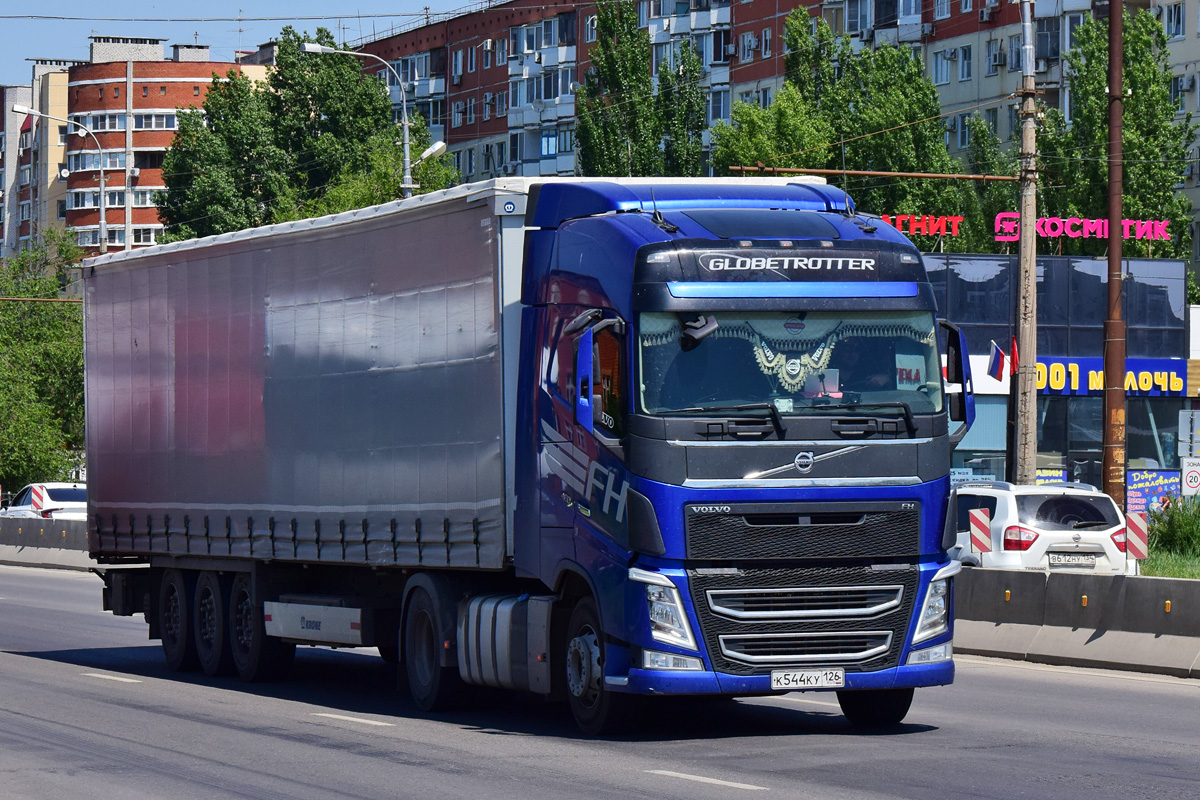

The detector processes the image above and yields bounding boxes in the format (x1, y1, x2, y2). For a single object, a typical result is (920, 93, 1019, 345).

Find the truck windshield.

(637, 310, 943, 415)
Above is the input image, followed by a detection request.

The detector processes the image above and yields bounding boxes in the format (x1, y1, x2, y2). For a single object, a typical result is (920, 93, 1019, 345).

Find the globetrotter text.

(699, 254, 876, 271)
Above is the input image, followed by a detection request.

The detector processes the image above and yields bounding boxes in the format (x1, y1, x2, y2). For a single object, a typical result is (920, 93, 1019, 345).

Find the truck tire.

(404, 586, 463, 711)
(158, 569, 199, 672)
(193, 571, 235, 677)
(228, 573, 294, 682)
(836, 688, 914, 728)
(564, 596, 643, 736)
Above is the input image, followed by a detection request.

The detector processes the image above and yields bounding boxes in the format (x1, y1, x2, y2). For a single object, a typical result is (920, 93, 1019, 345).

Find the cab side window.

(955, 493, 997, 531)
(547, 316, 576, 406)
(594, 327, 625, 438)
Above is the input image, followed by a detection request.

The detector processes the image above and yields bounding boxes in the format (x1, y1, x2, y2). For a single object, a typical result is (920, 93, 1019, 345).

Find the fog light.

(643, 649, 704, 671)
(906, 642, 953, 665)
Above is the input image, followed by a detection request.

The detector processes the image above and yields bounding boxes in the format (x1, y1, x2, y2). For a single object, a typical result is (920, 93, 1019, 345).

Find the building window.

(558, 127, 574, 153)
(133, 151, 164, 170)
(454, 150, 462, 173)
(762, 27, 772, 58)
(846, 0, 869, 34)
(758, 87, 773, 108)
(985, 39, 1001, 76)
(483, 91, 492, 120)
(133, 228, 157, 245)
(452, 101, 464, 127)
(453, 50, 464, 77)
(133, 190, 156, 207)
(497, 38, 508, 66)
(958, 114, 970, 149)
(707, 89, 729, 124)
(959, 44, 972, 81)
(541, 128, 557, 158)
(1008, 35, 1022, 72)
(933, 51, 951, 85)
(467, 97, 476, 124)
(985, 107, 998, 134)
(57, 200, 66, 219)
(193, 86, 199, 96)
(934, 0, 950, 20)
(160, 86, 166, 95)
(496, 141, 506, 168)
(58, 125, 68, 145)
(496, 90, 507, 116)
(113, 87, 119, 98)
(1170, 75, 1187, 113)
(134, 114, 177, 130)
(142, 86, 148, 97)
(961, 0, 972, 11)
(900, 0, 919, 15)
(1065, 12, 1086, 50)
(740, 32, 756, 63)
(1036, 17, 1061, 61)
(711, 29, 731, 64)
(467, 148, 475, 174)
(585, 15, 598, 43)
(106, 190, 125, 208)
(467, 46, 476, 73)
(19, 202, 31, 221)
(1166, 3, 1185, 39)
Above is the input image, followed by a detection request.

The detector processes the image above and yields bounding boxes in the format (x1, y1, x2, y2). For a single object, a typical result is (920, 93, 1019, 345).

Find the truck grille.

(718, 631, 893, 665)
(685, 502, 920, 560)
(706, 585, 904, 620)
(687, 566, 919, 676)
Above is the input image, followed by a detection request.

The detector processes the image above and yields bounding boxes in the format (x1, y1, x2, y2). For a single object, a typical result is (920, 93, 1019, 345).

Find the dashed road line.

(645, 770, 769, 791)
(81, 672, 142, 683)
(311, 713, 395, 727)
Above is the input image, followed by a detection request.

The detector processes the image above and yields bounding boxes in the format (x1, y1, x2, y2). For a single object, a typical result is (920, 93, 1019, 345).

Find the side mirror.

(575, 327, 594, 433)
(939, 320, 975, 441)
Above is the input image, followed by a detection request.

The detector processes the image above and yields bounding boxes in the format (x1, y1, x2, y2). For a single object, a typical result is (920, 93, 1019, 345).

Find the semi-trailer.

(86, 177, 974, 734)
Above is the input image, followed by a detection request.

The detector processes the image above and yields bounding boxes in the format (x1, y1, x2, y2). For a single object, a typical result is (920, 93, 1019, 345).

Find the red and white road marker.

(969, 508, 992, 553)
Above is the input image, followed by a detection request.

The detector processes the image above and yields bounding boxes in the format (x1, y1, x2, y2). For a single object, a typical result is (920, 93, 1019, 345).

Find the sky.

(0, 1, 465, 88)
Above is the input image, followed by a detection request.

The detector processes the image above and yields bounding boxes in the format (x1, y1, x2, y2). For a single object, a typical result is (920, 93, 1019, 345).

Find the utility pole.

(1103, 2, 1127, 507)
(1013, 0, 1039, 484)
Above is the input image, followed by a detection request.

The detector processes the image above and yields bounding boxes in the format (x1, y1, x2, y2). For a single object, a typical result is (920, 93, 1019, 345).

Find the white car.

(947, 481, 1134, 575)
(0, 482, 87, 521)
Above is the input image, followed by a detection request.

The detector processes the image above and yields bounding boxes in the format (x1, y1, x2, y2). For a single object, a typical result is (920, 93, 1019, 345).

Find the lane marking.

(955, 655, 1200, 688)
(645, 770, 769, 791)
(81, 672, 142, 683)
(776, 695, 841, 710)
(311, 713, 395, 727)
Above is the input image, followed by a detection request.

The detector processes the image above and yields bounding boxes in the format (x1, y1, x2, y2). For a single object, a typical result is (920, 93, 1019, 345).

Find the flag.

(1010, 334, 1019, 376)
(987, 340, 1006, 382)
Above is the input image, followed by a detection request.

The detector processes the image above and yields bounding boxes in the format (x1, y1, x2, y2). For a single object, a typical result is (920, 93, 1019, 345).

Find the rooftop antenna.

(649, 188, 679, 234)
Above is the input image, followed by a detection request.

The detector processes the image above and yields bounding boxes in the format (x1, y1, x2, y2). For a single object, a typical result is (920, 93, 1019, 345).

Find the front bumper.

(607, 657, 954, 695)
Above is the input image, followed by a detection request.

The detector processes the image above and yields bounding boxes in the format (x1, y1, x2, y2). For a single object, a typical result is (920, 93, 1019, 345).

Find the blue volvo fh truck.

(88, 178, 973, 735)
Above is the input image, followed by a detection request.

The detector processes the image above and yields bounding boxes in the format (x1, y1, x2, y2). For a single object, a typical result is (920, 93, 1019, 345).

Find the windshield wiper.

(1070, 520, 1114, 529)
(806, 400, 916, 435)
(673, 402, 786, 439)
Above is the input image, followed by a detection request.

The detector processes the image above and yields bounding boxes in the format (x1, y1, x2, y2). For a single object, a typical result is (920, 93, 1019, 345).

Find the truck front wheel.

(228, 573, 294, 682)
(836, 688, 914, 728)
(193, 571, 235, 677)
(564, 597, 642, 736)
(159, 569, 199, 672)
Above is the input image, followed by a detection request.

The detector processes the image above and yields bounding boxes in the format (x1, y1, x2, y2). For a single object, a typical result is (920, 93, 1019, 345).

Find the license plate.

(1049, 552, 1097, 568)
(771, 668, 845, 690)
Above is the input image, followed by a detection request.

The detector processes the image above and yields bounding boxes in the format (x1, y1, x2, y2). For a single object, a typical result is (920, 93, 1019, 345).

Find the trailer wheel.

(228, 573, 294, 682)
(836, 688, 914, 728)
(194, 571, 235, 677)
(564, 596, 643, 736)
(158, 569, 199, 672)
(403, 586, 462, 711)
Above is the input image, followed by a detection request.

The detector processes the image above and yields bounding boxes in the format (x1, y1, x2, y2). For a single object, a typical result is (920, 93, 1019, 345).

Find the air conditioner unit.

(1184, 75, 1197, 91)
(922, 22, 934, 36)
(725, 43, 737, 56)
(749, 35, 759, 50)
(1035, 58, 1048, 74)
(452, 72, 463, 85)
(483, 38, 494, 52)
(979, 7, 994, 22)
(860, 27, 874, 43)
(945, 117, 958, 132)
(1151, 5, 1163, 17)
(502, 162, 517, 175)
(990, 51, 1006, 68)
(663, 18, 670, 31)
(945, 48, 959, 60)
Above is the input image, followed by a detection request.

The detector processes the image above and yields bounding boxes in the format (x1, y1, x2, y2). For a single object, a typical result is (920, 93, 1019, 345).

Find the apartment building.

(1, 85, 34, 258)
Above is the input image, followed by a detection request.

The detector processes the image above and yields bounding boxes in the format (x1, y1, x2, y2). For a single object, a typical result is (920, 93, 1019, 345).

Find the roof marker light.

(819, 240, 834, 247)
(779, 241, 793, 247)
(738, 240, 753, 247)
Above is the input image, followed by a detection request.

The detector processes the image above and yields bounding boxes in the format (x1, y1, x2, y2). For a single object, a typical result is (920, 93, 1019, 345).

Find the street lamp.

(12, 102, 108, 254)
(301, 42, 444, 200)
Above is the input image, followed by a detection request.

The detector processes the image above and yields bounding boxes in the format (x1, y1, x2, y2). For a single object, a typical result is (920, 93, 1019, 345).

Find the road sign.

(969, 508, 992, 553)
(1182, 457, 1200, 496)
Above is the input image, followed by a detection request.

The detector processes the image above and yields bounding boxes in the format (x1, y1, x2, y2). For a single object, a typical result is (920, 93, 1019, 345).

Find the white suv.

(0, 482, 87, 521)
(947, 481, 1134, 575)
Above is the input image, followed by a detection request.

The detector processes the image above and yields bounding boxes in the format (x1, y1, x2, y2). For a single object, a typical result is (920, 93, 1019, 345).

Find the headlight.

(643, 649, 704, 670)
(629, 568, 698, 651)
(912, 578, 949, 643)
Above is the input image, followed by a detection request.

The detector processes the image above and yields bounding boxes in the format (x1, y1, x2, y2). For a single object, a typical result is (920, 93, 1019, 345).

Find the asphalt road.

(1, 565, 1198, 800)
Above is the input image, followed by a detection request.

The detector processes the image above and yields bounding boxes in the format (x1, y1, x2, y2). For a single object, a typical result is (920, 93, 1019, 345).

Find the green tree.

(710, 83, 832, 175)
(960, 114, 1019, 251)
(657, 42, 708, 177)
(576, 0, 664, 176)
(0, 230, 84, 489)
(1039, 9, 1195, 257)
(158, 26, 455, 241)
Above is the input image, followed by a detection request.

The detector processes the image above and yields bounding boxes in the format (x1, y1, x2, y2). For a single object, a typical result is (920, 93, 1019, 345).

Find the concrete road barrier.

(955, 567, 1200, 678)
(0, 518, 92, 570)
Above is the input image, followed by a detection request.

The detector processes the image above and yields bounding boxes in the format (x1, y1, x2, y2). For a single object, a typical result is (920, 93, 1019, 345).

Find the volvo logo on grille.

(794, 451, 816, 473)
(690, 505, 731, 514)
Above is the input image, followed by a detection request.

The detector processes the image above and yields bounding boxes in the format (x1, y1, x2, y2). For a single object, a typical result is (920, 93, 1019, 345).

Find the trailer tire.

(228, 573, 294, 682)
(836, 688, 914, 728)
(564, 596, 643, 736)
(159, 569, 199, 672)
(404, 586, 463, 712)
(194, 571, 235, 677)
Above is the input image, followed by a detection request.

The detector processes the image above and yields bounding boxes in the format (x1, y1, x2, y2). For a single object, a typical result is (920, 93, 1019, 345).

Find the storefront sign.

(1035, 468, 1069, 484)
(995, 213, 1172, 243)
(880, 215, 964, 237)
(1126, 470, 1180, 514)
(1036, 357, 1186, 397)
